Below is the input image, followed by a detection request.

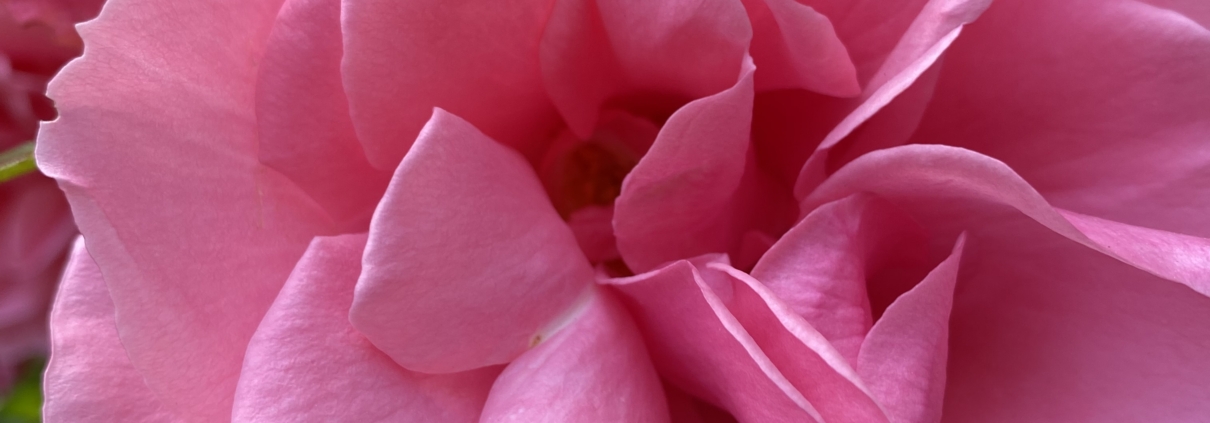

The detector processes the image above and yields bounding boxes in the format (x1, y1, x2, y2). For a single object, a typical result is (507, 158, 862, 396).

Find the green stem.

(0, 142, 38, 183)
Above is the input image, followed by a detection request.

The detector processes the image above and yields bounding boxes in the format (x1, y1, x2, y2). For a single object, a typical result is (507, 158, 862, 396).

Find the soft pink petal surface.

(352, 110, 592, 373)
(743, 0, 859, 95)
(257, 0, 389, 230)
(36, 0, 336, 419)
(341, 0, 559, 169)
(540, 0, 751, 136)
(751, 194, 931, 364)
(803, 145, 1210, 420)
(909, 0, 1210, 238)
(794, 0, 992, 197)
(481, 287, 669, 423)
(43, 238, 179, 423)
(616, 59, 796, 273)
(606, 257, 887, 423)
(857, 235, 964, 423)
(233, 233, 499, 422)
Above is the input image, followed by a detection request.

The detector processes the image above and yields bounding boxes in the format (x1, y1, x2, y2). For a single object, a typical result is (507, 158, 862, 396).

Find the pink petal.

(794, 0, 991, 198)
(804, 145, 1210, 296)
(341, 0, 559, 169)
(908, 0, 1210, 238)
(743, 0, 860, 95)
(751, 193, 931, 364)
(233, 233, 498, 422)
(802, 145, 1210, 420)
(617, 58, 795, 273)
(44, 238, 179, 423)
(943, 213, 1210, 422)
(481, 287, 669, 423)
(606, 257, 887, 423)
(35, 0, 337, 419)
(257, 0, 390, 230)
(540, 0, 751, 136)
(351, 109, 593, 373)
(857, 235, 964, 423)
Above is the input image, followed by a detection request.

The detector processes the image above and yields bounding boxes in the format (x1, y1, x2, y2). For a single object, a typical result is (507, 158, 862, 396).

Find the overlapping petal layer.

(352, 110, 592, 373)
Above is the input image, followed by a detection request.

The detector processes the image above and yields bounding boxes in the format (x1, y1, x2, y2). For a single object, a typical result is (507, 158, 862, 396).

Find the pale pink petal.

(909, 0, 1210, 238)
(606, 257, 887, 423)
(481, 287, 669, 423)
(943, 214, 1210, 422)
(44, 238, 179, 423)
(233, 233, 498, 423)
(796, 0, 927, 85)
(801, 145, 1210, 420)
(351, 109, 593, 373)
(857, 235, 965, 423)
(257, 0, 390, 230)
(341, 0, 559, 169)
(540, 0, 751, 136)
(617, 59, 797, 273)
(35, 0, 337, 419)
(751, 193, 931, 364)
(743, 0, 859, 95)
(803, 145, 1210, 296)
(794, 0, 991, 198)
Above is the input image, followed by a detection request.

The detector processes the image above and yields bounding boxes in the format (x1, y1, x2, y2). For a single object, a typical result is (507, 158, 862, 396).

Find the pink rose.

(40, 0, 1210, 421)
(0, 0, 99, 389)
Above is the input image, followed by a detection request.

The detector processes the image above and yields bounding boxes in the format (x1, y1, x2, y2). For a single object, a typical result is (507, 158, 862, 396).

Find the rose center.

(553, 140, 636, 217)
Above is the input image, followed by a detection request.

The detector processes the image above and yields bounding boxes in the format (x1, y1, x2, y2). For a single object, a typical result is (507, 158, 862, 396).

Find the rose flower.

(39, 0, 1210, 421)
(0, 0, 101, 390)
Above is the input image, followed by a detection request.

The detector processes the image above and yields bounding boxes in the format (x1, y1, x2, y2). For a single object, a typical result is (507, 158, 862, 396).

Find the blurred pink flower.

(39, 0, 1210, 421)
(0, 0, 100, 390)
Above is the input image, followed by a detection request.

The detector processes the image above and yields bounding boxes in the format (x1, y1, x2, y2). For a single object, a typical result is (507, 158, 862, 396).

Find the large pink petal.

(908, 0, 1210, 238)
(35, 0, 337, 419)
(257, 0, 390, 230)
(857, 235, 964, 423)
(751, 194, 931, 364)
(617, 59, 796, 273)
(481, 286, 669, 423)
(743, 0, 859, 95)
(943, 212, 1210, 422)
(803, 145, 1210, 296)
(794, 0, 991, 198)
(540, 0, 751, 136)
(803, 145, 1210, 419)
(233, 233, 498, 422)
(43, 238, 179, 423)
(606, 257, 888, 423)
(341, 0, 559, 169)
(351, 109, 593, 374)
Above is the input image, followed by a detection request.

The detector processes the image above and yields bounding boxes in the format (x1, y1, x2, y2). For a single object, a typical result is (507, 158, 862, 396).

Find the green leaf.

(0, 142, 38, 184)
(0, 357, 45, 423)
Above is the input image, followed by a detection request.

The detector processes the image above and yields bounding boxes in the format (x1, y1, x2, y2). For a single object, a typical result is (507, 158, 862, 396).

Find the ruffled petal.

(233, 234, 498, 423)
(352, 109, 593, 373)
(35, 0, 337, 419)
(481, 287, 669, 423)
(341, 0, 559, 169)
(540, 0, 751, 136)
(743, 0, 860, 95)
(257, 0, 390, 229)
(802, 145, 1210, 420)
(909, 0, 1210, 238)
(751, 193, 931, 364)
(616, 59, 771, 272)
(606, 257, 887, 423)
(857, 235, 964, 423)
(43, 238, 179, 423)
(794, 0, 992, 198)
